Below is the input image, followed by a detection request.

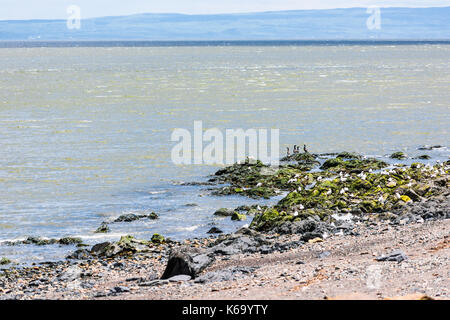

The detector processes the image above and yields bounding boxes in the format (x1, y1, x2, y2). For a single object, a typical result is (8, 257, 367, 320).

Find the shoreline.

(0, 150, 449, 300)
(1, 218, 448, 300)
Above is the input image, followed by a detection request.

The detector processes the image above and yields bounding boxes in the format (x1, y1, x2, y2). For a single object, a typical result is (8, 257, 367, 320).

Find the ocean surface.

(0, 43, 449, 265)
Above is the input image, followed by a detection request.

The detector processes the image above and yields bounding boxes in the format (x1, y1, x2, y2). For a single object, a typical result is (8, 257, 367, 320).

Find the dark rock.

(110, 286, 130, 294)
(376, 250, 408, 263)
(231, 212, 246, 221)
(213, 208, 235, 217)
(207, 227, 223, 234)
(95, 223, 110, 233)
(22, 236, 58, 246)
(58, 237, 83, 245)
(211, 233, 269, 256)
(301, 232, 323, 242)
(114, 212, 158, 223)
(151, 233, 165, 244)
(184, 203, 199, 207)
(90, 236, 151, 258)
(81, 281, 95, 289)
(418, 145, 443, 150)
(336, 151, 362, 160)
(67, 249, 92, 260)
(139, 280, 169, 287)
(90, 242, 111, 256)
(94, 292, 107, 298)
(160, 248, 214, 279)
(125, 277, 145, 282)
(415, 155, 431, 160)
(112, 262, 124, 269)
(276, 219, 333, 236)
(273, 240, 304, 252)
(259, 245, 274, 254)
(390, 152, 407, 160)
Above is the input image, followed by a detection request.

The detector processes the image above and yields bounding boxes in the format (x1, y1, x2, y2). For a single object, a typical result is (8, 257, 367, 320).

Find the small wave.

(171, 225, 200, 232)
(77, 233, 126, 241)
(148, 190, 168, 195)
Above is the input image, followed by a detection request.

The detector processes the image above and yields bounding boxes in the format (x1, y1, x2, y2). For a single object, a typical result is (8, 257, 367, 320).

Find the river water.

(0, 43, 449, 265)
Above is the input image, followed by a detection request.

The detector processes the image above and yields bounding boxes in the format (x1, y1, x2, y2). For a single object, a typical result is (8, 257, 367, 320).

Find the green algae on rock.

(151, 233, 165, 244)
(213, 208, 236, 217)
(231, 212, 247, 221)
(336, 151, 362, 160)
(5, 236, 85, 246)
(58, 237, 83, 245)
(320, 157, 388, 172)
(90, 235, 154, 258)
(248, 161, 449, 232)
(390, 151, 408, 160)
(0, 257, 11, 265)
(114, 212, 158, 223)
(415, 154, 431, 160)
(95, 222, 110, 233)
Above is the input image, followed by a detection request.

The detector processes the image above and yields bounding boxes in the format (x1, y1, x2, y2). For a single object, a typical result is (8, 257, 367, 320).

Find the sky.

(1, 0, 450, 20)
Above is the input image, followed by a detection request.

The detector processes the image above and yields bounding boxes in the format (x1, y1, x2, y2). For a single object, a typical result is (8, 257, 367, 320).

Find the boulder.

(206, 227, 223, 234)
(376, 250, 408, 263)
(231, 212, 246, 221)
(160, 248, 214, 279)
(390, 152, 407, 160)
(95, 223, 110, 233)
(213, 208, 236, 217)
(114, 212, 158, 223)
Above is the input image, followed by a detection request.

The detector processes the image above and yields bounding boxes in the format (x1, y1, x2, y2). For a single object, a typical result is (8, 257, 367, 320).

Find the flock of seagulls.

(286, 144, 309, 156)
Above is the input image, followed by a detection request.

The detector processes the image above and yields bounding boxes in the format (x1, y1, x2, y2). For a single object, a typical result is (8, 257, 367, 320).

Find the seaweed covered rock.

(21, 237, 59, 246)
(415, 155, 431, 160)
(274, 218, 334, 236)
(249, 208, 294, 231)
(336, 151, 362, 160)
(58, 237, 83, 245)
(231, 212, 247, 221)
(320, 157, 388, 172)
(212, 162, 321, 199)
(5, 236, 84, 246)
(95, 222, 110, 233)
(280, 152, 320, 166)
(247, 161, 449, 232)
(151, 233, 165, 244)
(212, 185, 278, 199)
(90, 235, 152, 258)
(390, 152, 407, 160)
(67, 249, 92, 260)
(213, 208, 236, 217)
(210, 229, 270, 255)
(114, 212, 158, 223)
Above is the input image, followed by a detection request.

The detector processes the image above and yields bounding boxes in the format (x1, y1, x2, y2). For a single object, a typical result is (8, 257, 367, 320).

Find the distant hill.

(1, 7, 449, 41)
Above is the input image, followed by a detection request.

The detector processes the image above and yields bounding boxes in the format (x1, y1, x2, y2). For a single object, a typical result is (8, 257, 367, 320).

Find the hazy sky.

(1, 0, 450, 20)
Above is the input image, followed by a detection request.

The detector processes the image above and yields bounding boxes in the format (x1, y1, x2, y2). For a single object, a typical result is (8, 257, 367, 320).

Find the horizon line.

(1, 5, 449, 22)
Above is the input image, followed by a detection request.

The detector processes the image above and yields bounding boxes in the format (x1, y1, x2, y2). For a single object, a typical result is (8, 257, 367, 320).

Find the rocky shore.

(0, 151, 449, 300)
